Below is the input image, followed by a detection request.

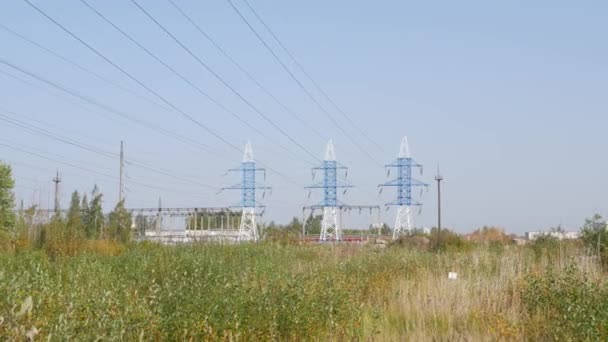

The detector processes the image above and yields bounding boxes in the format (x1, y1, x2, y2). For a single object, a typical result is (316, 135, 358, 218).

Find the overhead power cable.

(22, 0, 245, 157)
(0, 63, 218, 157)
(0, 109, 218, 190)
(0, 22, 173, 114)
(0, 141, 198, 194)
(240, 0, 386, 153)
(127, 0, 321, 164)
(0, 57, 300, 188)
(225, 0, 383, 166)
(77, 0, 315, 167)
(165, 0, 327, 142)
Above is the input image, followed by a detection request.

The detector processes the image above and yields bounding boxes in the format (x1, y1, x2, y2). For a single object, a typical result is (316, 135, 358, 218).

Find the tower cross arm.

(379, 179, 401, 187)
(311, 165, 348, 170)
(386, 200, 424, 207)
(410, 179, 429, 187)
(305, 182, 326, 189)
(222, 183, 244, 190)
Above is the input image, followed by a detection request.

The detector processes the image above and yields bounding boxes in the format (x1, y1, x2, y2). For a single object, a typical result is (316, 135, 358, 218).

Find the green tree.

(0, 162, 15, 252)
(107, 199, 131, 243)
(87, 185, 104, 239)
(67, 191, 83, 229)
(580, 214, 608, 268)
(81, 193, 90, 236)
(0, 162, 15, 232)
(305, 214, 322, 235)
(285, 217, 302, 234)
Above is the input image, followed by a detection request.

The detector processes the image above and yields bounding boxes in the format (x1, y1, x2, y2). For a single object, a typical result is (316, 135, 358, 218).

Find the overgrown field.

(1, 242, 607, 341)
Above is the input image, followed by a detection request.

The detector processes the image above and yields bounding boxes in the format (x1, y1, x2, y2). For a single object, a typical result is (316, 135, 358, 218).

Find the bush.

(431, 229, 473, 253)
(389, 235, 430, 250)
(580, 214, 608, 269)
(521, 264, 608, 340)
(528, 234, 561, 260)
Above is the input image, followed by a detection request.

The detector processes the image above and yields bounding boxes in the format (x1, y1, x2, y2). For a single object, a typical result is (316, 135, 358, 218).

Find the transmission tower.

(379, 137, 428, 239)
(305, 140, 353, 242)
(223, 142, 270, 242)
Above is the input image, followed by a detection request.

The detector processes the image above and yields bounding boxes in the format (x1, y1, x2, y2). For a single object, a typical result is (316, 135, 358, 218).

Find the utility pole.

(119, 140, 125, 203)
(52, 170, 61, 214)
(435, 166, 444, 246)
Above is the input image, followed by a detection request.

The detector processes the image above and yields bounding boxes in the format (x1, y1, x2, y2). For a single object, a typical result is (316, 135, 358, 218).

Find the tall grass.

(1, 242, 606, 340)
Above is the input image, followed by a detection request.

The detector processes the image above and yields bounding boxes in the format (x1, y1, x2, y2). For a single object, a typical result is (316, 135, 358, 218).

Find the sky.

(0, 0, 606, 234)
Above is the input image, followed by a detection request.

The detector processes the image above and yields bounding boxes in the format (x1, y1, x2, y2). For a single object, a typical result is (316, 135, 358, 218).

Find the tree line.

(0, 161, 131, 255)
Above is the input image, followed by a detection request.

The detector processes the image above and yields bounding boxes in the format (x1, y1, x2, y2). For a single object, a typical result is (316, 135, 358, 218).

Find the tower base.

(320, 206, 340, 242)
(238, 207, 258, 242)
(393, 205, 412, 240)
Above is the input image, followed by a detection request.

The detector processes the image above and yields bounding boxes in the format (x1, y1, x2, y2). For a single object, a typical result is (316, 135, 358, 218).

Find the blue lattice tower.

(222, 142, 270, 242)
(379, 137, 428, 239)
(306, 140, 353, 241)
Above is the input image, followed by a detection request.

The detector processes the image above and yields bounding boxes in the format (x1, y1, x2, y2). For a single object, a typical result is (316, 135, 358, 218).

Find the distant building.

(525, 231, 580, 241)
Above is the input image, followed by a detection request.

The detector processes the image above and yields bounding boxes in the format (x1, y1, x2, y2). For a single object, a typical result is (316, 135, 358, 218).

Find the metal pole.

(52, 170, 61, 214)
(435, 168, 443, 246)
(301, 207, 306, 239)
(119, 141, 124, 203)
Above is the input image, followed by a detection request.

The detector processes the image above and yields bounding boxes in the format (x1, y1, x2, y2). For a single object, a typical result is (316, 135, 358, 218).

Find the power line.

(240, 0, 386, 153)
(22, 0, 244, 157)
(0, 63, 219, 157)
(0, 22, 173, 114)
(77, 0, 315, 167)
(0, 58, 300, 188)
(165, 0, 327, 143)
(127, 0, 322, 164)
(0, 108, 218, 190)
(0, 141, 200, 194)
(225, 0, 383, 166)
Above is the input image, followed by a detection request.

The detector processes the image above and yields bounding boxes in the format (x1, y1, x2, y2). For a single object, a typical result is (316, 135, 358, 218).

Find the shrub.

(520, 264, 608, 340)
(528, 234, 560, 260)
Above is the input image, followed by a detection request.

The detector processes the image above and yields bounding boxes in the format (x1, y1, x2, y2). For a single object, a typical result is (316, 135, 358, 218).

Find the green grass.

(1, 242, 606, 341)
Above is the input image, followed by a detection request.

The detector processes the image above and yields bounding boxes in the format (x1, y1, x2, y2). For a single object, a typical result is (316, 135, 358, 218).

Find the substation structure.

(304, 139, 380, 242)
(301, 205, 382, 243)
(379, 136, 428, 239)
(133, 207, 263, 244)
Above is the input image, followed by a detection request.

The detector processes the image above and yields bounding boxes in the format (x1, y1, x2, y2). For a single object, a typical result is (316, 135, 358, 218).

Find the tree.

(285, 217, 302, 234)
(67, 191, 83, 229)
(0, 161, 15, 233)
(81, 193, 90, 236)
(305, 214, 322, 235)
(107, 200, 131, 243)
(0, 162, 15, 252)
(86, 185, 104, 239)
(580, 214, 608, 268)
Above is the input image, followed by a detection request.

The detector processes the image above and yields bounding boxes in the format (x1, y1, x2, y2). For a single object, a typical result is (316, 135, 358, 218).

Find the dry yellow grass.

(361, 247, 603, 341)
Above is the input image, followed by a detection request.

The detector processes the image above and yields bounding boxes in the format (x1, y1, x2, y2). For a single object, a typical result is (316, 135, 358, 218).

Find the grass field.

(1, 241, 607, 341)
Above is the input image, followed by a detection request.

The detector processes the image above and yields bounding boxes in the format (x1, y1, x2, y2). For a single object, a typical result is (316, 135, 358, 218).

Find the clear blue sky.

(0, 0, 606, 234)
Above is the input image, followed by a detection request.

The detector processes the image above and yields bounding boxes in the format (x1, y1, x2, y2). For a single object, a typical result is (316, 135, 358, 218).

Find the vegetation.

(2, 240, 608, 340)
(580, 213, 608, 268)
(0, 162, 15, 252)
(2, 160, 608, 340)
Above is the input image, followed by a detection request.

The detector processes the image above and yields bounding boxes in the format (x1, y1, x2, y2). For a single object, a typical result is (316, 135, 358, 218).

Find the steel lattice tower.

(223, 142, 270, 242)
(306, 140, 352, 242)
(379, 137, 428, 239)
